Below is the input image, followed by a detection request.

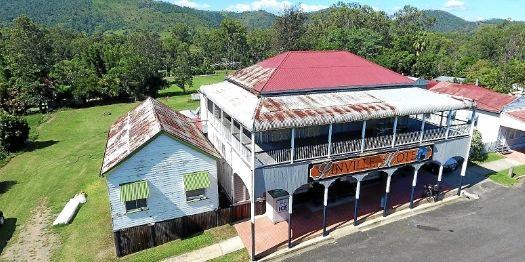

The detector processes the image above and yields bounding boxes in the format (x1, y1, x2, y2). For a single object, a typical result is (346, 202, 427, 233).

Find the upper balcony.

(206, 106, 472, 167)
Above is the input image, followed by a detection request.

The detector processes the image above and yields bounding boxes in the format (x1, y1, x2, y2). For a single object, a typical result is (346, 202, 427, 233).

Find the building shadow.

(0, 181, 16, 195)
(0, 217, 17, 254)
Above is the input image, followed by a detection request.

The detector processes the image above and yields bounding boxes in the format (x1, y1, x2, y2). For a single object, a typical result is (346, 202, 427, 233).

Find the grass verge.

(486, 164, 525, 186)
(123, 225, 237, 262)
(208, 249, 250, 262)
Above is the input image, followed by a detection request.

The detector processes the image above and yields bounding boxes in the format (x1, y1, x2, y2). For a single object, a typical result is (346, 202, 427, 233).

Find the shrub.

(470, 129, 487, 162)
(0, 110, 30, 152)
(0, 148, 8, 161)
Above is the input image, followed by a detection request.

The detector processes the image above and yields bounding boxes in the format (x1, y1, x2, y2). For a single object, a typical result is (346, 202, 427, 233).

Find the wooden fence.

(114, 201, 266, 257)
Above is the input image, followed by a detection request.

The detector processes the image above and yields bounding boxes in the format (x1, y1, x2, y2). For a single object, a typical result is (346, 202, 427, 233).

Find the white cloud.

(444, 0, 466, 9)
(226, 0, 326, 13)
(164, 0, 210, 9)
(299, 3, 328, 12)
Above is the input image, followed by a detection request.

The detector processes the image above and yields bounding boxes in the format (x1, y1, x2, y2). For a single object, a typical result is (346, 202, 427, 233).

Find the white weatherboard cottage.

(100, 98, 220, 232)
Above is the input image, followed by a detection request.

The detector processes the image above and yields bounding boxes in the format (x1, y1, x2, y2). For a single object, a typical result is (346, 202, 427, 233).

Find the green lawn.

(486, 164, 525, 186)
(209, 249, 250, 262)
(0, 73, 233, 261)
(124, 225, 238, 262)
(160, 70, 233, 96)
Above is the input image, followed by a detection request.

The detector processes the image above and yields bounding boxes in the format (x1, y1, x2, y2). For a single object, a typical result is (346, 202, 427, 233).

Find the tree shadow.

(156, 90, 196, 98)
(0, 217, 17, 254)
(26, 140, 59, 152)
(0, 181, 17, 195)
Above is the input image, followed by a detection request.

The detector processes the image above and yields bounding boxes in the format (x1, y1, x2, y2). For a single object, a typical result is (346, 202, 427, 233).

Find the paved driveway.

(286, 181, 525, 262)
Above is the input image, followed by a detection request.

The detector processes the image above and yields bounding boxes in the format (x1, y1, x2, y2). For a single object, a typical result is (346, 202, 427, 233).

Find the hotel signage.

(310, 146, 433, 180)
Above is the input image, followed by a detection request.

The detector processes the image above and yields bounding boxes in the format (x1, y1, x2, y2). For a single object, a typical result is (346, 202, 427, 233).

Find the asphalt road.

(286, 180, 525, 262)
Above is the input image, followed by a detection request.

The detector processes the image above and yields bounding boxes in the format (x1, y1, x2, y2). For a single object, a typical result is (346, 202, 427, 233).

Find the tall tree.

(217, 18, 248, 68)
(273, 6, 307, 51)
(2, 16, 52, 113)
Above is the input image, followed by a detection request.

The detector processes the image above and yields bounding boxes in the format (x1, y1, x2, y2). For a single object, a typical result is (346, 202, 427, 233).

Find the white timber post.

(230, 118, 234, 144)
(360, 121, 367, 153)
(250, 131, 256, 260)
(445, 110, 453, 139)
(328, 124, 333, 157)
(353, 179, 362, 226)
(391, 116, 398, 148)
(211, 103, 216, 127)
(458, 108, 477, 195)
(291, 128, 295, 163)
(219, 109, 223, 139)
(383, 174, 392, 217)
(409, 167, 418, 209)
(239, 126, 243, 153)
(419, 114, 426, 143)
(287, 192, 293, 248)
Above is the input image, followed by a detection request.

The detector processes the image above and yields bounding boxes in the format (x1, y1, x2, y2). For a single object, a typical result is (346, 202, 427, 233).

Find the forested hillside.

(423, 10, 476, 32)
(0, 3, 524, 118)
(0, 0, 277, 33)
(424, 10, 525, 32)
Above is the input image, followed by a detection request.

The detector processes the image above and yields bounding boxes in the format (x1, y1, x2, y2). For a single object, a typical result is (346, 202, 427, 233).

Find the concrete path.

(477, 158, 521, 173)
(163, 236, 244, 262)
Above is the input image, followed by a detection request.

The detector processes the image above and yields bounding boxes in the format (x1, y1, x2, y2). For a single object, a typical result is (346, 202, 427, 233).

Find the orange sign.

(310, 146, 433, 180)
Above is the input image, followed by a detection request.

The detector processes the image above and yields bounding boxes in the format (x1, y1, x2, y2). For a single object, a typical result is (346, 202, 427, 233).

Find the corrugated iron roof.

(201, 82, 473, 132)
(200, 81, 259, 130)
(101, 98, 219, 175)
(429, 82, 516, 113)
(254, 87, 474, 131)
(227, 51, 415, 95)
(505, 109, 525, 122)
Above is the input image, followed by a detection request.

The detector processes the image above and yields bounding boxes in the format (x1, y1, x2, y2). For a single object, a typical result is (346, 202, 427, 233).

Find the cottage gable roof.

(101, 98, 219, 175)
(227, 51, 415, 95)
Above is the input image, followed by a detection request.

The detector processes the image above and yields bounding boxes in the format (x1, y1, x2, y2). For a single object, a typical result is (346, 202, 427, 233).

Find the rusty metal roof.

(227, 51, 415, 95)
(101, 98, 219, 175)
(253, 87, 474, 131)
(200, 81, 259, 130)
(429, 82, 516, 113)
(201, 81, 474, 132)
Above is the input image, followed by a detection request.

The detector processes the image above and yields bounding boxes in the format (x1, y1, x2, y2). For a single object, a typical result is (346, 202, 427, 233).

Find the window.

(184, 172, 211, 202)
(125, 199, 147, 211)
(207, 99, 214, 115)
(186, 188, 206, 201)
(120, 181, 149, 213)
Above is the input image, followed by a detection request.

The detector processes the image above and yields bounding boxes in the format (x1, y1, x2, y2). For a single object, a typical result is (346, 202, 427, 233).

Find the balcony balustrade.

(207, 111, 473, 167)
(256, 123, 471, 166)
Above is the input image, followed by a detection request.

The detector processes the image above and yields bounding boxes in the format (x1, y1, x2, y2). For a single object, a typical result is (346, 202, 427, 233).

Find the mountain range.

(0, 0, 522, 34)
(423, 10, 524, 32)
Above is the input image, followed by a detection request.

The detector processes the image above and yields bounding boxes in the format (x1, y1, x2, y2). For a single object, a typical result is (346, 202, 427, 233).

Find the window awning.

(184, 172, 210, 191)
(120, 181, 149, 202)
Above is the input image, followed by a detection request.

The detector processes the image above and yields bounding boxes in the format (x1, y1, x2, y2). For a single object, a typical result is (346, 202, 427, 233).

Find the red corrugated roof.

(101, 98, 219, 174)
(429, 82, 516, 113)
(227, 51, 415, 95)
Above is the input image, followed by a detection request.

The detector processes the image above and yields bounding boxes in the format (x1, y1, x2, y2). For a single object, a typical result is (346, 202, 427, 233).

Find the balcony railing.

(255, 123, 471, 166)
(207, 112, 472, 167)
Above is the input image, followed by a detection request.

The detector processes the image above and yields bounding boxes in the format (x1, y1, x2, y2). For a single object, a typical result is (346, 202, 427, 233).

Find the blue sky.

(164, 0, 525, 21)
